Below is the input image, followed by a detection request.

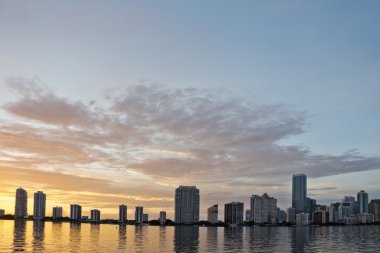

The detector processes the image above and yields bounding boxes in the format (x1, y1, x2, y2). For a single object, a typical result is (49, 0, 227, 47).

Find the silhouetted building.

(292, 174, 307, 214)
(207, 204, 218, 224)
(135, 206, 143, 224)
(313, 210, 329, 224)
(33, 191, 46, 220)
(52, 206, 63, 219)
(0, 209, 4, 216)
(245, 209, 251, 221)
(306, 198, 316, 216)
(91, 209, 100, 221)
(224, 202, 244, 225)
(357, 190, 369, 214)
(175, 186, 200, 223)
(369, 199, 380, 222)
(143, 213, 149, 223)
(70, 204, 82, 221)
(159, 211, 166, 225)
(250, 193, 277, 224)
(15, 188, 28, 218)
(119, 204, 127, 223)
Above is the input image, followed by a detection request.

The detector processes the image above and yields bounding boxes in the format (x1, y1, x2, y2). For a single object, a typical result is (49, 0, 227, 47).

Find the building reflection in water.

(118, 224, 127, 250)
(206, 227, 218, 252)
(90, 224, 100, 248)
(32, 221, 45, 252)
(13, 219, 27, 252)
(223, 226, 244, 252)
(174, 226, 199, 253)
(291, 226, 309, 252)
(69, 222, 81, 252)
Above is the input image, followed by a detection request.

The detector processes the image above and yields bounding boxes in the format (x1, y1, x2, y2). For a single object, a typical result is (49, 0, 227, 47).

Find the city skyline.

(0, 1, 380, 220)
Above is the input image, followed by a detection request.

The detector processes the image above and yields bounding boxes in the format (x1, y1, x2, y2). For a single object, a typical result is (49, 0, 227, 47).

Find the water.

(0, 220, 379, 252)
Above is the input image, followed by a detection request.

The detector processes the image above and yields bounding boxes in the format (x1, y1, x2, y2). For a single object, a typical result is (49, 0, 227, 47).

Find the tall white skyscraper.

(357, 190, 369, 214)
(135, 206, 143, 224)
(33, 191, 46, 220)
(292, 174, 307, 214)
(119, 204, 127, 223)
(15, 188, 28, 218)
(175, 186, 200, 223)
(70, 204, 82, 221)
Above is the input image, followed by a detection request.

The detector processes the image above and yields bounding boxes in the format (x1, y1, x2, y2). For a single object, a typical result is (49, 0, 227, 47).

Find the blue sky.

(0, 1, 379, 218)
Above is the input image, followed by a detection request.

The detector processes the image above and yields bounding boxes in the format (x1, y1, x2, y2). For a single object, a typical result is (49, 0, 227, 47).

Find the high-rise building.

(250, 193, 277, 224)
(369, 199, 380, 222)
(91, 209, 100, 221)
(224, 202, 244, 225)
(135, 206, 143, 224)
(296, 213, 309, 226)
(143, 213, 149, 223)
(33, 191, 46, 220)
(52, 206, 63, 219)
(277, 208, 286, 224)
(159, 211, 166, 225)
(292, 174, 307, 214)
(0, 209, 5, 216)
(286, 207, 296, 224)
(207, 204, 218, 224)
(357, 190, 369, 214)
(119, 204, 127, 223)
(15, 188, 28, 218)
(245, 210, 251, 221)
(70, 204, 82, 221)
(175, 186, 200, 223)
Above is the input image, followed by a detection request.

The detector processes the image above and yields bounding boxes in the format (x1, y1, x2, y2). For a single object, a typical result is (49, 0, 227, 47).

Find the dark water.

(0, 220, 379, 252)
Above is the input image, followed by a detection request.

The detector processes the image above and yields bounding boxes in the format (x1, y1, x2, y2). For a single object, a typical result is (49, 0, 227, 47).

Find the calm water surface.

(0, 220, 379, 252)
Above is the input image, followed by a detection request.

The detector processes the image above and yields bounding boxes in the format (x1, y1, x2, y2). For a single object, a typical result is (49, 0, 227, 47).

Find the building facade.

(135, 206, 143, 224)
(250, 193, 277, 224)
(292, 174, 307, 214)
(207, 204, 218, 224)
(52, 206, 63, 219)
(224, 202, 244, 225)
(70, 204, 82, 221)
(33, 191, 46, 220)
(159, 211, 166, 225)
(15, 188, 28, 218)
(357, 190, 369, 214)
(175, 186, 200, 223)
(91, 209, 100, 221)
(119, 204, 127, 223)
(369, 199, 380, 222)
(286, 207, 296, 224)
(296, 213, 309, 226)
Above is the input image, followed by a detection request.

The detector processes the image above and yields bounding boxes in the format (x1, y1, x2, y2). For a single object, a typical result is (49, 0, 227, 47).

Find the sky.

(0, 0, 379, 220)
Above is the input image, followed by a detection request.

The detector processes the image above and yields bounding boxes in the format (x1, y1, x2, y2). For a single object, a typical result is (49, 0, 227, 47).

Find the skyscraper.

(175, 186, 200, 223)
(33, 191, 46, 220)
(70, 204, 82, 221)
(135, 206, 143, 224)
(91, 209, 101, 221)
(292, 174, 307, 214)
(52, 206, 63, 219)
(224, 202, 244, 225)
(159, 211, 166, 225)
(119, 204, 127, 223)
(207, 204, 218, 224)
(357, 190, 369, 214)
(250, 193, 277, 224)
(15, 188, 28, 218)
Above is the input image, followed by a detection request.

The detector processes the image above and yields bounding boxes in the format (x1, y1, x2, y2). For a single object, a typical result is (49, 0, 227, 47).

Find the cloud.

(1, 77, 380, 216)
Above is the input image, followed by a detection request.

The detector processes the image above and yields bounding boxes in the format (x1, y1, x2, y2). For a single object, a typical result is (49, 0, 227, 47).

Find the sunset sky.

(0, 1, 379, 220)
